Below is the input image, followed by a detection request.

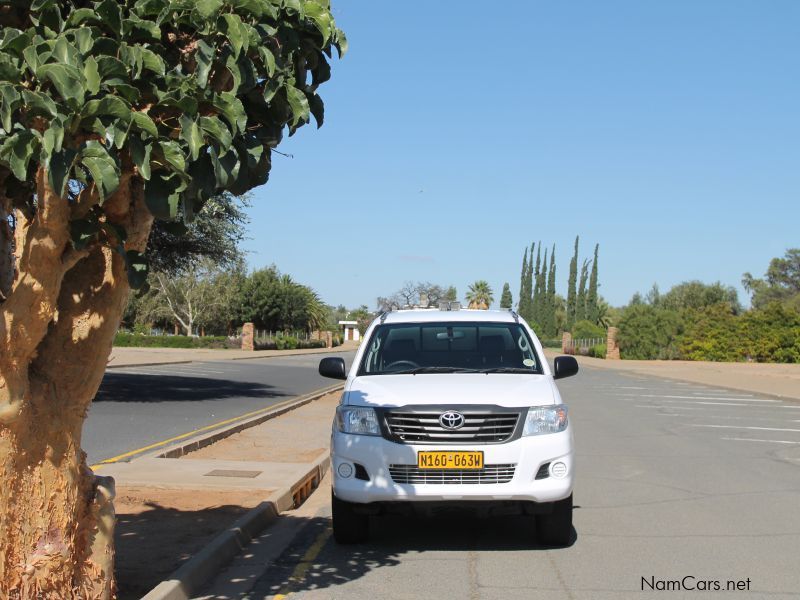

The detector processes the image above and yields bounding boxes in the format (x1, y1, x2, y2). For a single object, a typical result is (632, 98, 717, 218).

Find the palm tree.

(466, 280, 494, 310)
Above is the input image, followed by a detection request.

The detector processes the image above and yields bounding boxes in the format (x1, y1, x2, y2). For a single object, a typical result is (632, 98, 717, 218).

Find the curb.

(141, 454, 331, 600)
(106, 344, 356, 370)
(154, 384, 344, 459)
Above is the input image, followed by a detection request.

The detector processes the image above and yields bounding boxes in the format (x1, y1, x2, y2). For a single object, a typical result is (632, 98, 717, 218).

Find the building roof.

(338, 320, 359, 325)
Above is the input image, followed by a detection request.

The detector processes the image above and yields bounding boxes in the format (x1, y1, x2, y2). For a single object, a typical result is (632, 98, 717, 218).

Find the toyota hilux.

(318, 306, 578, 545)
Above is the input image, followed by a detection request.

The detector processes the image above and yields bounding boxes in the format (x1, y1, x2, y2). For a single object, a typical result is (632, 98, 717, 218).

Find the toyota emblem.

(439, 411, 465, 430)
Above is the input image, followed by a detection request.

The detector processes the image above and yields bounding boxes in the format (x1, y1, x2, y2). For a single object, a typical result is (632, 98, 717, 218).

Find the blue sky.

(241, 0, 800, 310)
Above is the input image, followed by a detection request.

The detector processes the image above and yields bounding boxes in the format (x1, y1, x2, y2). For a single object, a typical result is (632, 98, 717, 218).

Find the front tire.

(332, 492, 369, 544)
(536, 494, 573, 546)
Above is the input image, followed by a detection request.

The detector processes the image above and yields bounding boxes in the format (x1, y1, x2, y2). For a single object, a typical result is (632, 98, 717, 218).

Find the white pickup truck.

(319, 306, 578, 546)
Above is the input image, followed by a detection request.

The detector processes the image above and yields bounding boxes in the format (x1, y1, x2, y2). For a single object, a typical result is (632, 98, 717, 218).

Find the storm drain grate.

(203, 469, 262, 479)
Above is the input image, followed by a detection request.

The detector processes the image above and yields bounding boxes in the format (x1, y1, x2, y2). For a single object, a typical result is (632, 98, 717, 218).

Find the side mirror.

(319, 357, 347, 380)
(553, 355, 579, 380)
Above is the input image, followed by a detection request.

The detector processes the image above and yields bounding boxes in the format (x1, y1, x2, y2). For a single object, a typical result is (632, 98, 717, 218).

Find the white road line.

(721, 437, 800, 445)
(622, 398, 781, 408)
(622, 394, 782, 403)
(692, 424, 800, 433)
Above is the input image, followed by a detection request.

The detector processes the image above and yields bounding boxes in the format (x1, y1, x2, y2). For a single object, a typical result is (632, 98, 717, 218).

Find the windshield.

(357, 321, 544, 375)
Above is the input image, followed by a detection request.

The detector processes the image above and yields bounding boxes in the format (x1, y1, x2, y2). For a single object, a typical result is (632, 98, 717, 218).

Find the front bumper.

(331, 425, 574, 505)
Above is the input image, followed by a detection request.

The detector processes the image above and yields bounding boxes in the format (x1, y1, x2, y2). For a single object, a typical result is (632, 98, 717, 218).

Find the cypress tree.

(546, 244, 557, 336)
(535, 248, 548, 328)
(518, 247, 528, 314)
(576, 259, 589, 323)
(587, 243, 599, 324)
(500, 283, 513, 309)
(566, 236, 579, 329)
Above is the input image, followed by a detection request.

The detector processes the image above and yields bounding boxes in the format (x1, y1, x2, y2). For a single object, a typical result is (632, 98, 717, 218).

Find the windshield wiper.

(387, 367, 481, 375)
(478, 367, 538, 374)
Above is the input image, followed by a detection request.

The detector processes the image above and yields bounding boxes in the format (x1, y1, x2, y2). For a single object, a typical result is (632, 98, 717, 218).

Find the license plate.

(417, 451, 484, 469)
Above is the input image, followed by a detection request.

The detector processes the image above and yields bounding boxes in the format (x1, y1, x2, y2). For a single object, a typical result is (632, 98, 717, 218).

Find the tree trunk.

(0, 168, 152, 598)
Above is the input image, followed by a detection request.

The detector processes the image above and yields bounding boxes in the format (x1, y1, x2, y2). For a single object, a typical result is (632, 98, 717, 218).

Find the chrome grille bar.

(389, 464, 517, 485)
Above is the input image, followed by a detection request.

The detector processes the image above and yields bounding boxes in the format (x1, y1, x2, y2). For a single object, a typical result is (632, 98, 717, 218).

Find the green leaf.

(81, 96, 132, 121)
(125, 250, 149, 289)
(179, 114, 203, 161)
(129, 136, 152, 180)
(70, 218, 100, 250)
(308, 93, 324, 128)
(96, 56, 128, 80)
(21, 90, 58, 118)
(0, 130, 40, 181)
(0, 83, 21, 133)
(46, 148, 77, 198)
(334, 28, 348, 58)
(195, 0, 224, 20)
(79, 141, 120, 200)
(0, 29, 32, 56)
(195, 39, 215, 88)
(284, 0, 304, 17)
(84, 56, 100, 95)
(42, 119, 64, 156)
(72, 28, 95, 54)
(212, 93, 247, 135)
(140, 48, 165, 76)
(221, 14, 245, 57)
(285, 86, 310, 126)
(51, 36, 81, 68)
(199, 116, 232, 150)
(131, 111, 158, 137)
(258, 47, 276, 77)
(36, 64, 85, 109)
(66, 8, 100, 27)
(304, 1, 332, 45)
(144, 173, 181, 219)
(158, 140, 185, 172)
(96, 0, 123, 37)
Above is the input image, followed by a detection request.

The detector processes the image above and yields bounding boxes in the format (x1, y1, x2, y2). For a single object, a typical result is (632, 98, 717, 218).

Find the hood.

(344, 373, 558, 408)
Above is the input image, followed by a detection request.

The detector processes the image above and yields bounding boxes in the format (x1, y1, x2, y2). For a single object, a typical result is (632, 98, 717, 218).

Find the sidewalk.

(544, 349, 800, 401)
(109, 391, 340, 600)
(107, 340, 360, 368)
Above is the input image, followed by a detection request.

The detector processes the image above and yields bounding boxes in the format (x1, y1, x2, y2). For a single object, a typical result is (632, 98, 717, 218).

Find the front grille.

(383, 410, 521, 444)
(389, 464, 516, 485)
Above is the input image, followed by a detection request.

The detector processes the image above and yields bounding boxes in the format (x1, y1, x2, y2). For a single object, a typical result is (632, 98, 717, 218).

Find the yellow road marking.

(90, 386, 339, 471)
(273, 526, 332, 598)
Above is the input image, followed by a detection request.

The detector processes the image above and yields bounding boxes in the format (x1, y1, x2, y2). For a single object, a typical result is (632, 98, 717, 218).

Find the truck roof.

(378, 308, 518, 325)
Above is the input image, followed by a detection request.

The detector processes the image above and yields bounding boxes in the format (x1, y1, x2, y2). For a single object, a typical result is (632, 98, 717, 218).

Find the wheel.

(536, 494, 573, 546)
(332, 492, 369, 544)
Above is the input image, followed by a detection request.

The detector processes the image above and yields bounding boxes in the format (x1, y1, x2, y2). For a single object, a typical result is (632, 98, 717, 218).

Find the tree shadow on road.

(94, 373, 289, 403)
(248, 511, 578, 598)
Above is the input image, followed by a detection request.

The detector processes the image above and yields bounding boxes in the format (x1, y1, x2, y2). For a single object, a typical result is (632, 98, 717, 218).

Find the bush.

(617, 305, 684, 360)
(539, 338, 563, 349)
(589, 344, 607, 359)
(114, 333, 197, 348)
(571, 320, 605, 340)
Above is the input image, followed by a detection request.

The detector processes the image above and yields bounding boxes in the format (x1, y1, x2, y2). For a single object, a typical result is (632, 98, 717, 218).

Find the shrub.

(571, 320, 605, 340)
(589, 344, 607, 359)
(539, 338, 563, 349)
(617, 305, 684, 360)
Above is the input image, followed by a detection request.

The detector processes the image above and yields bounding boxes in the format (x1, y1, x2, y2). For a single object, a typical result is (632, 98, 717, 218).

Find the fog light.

(337, 463, 354, 478)
(550, 461, 567, 478)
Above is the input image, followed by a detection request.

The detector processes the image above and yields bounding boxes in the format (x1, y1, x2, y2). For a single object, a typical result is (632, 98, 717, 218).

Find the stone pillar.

(241, 322, 255, 351)
(606, 326, 620, 360)
(326, 331, 333, 349)
(561, 331, 572, 354)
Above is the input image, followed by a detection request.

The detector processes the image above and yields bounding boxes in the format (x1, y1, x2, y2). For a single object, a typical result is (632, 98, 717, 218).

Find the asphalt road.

(224, 365, 800, 599)
(82, 352, 356, 465)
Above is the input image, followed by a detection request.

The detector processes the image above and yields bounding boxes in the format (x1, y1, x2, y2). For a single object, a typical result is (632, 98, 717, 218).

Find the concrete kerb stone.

(140, 454, 331, 600)
(152, 384, 344, 460)
(105, 360, 193, 370)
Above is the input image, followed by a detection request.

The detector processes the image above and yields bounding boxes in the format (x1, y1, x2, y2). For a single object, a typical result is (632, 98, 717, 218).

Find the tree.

(660, 280, 740, 313)
(743, 249, 800, 311)
(576, 259, 589, 322)
(147, 191, 249, 276)
(238, 268, 326, 333)
(546, 244, 557, 336)
(587, 244, 599, 324)
(517, 246, 528, 314)
(466, 280, 494, 309)
(0, 2, 344, 596)
(534, 248, 548, 326)
(500, 282, 513, 309)
(566, 236, 578, 329)
(445, 285, 458, 302)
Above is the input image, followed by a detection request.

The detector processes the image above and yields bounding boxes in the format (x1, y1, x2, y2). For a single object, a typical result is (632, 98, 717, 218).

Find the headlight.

(522, 404, 568, 436)
(335, 406, 381, 436)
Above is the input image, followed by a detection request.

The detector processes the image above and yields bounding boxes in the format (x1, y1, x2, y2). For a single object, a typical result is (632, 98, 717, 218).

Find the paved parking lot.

(201, 365, 800, 599)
